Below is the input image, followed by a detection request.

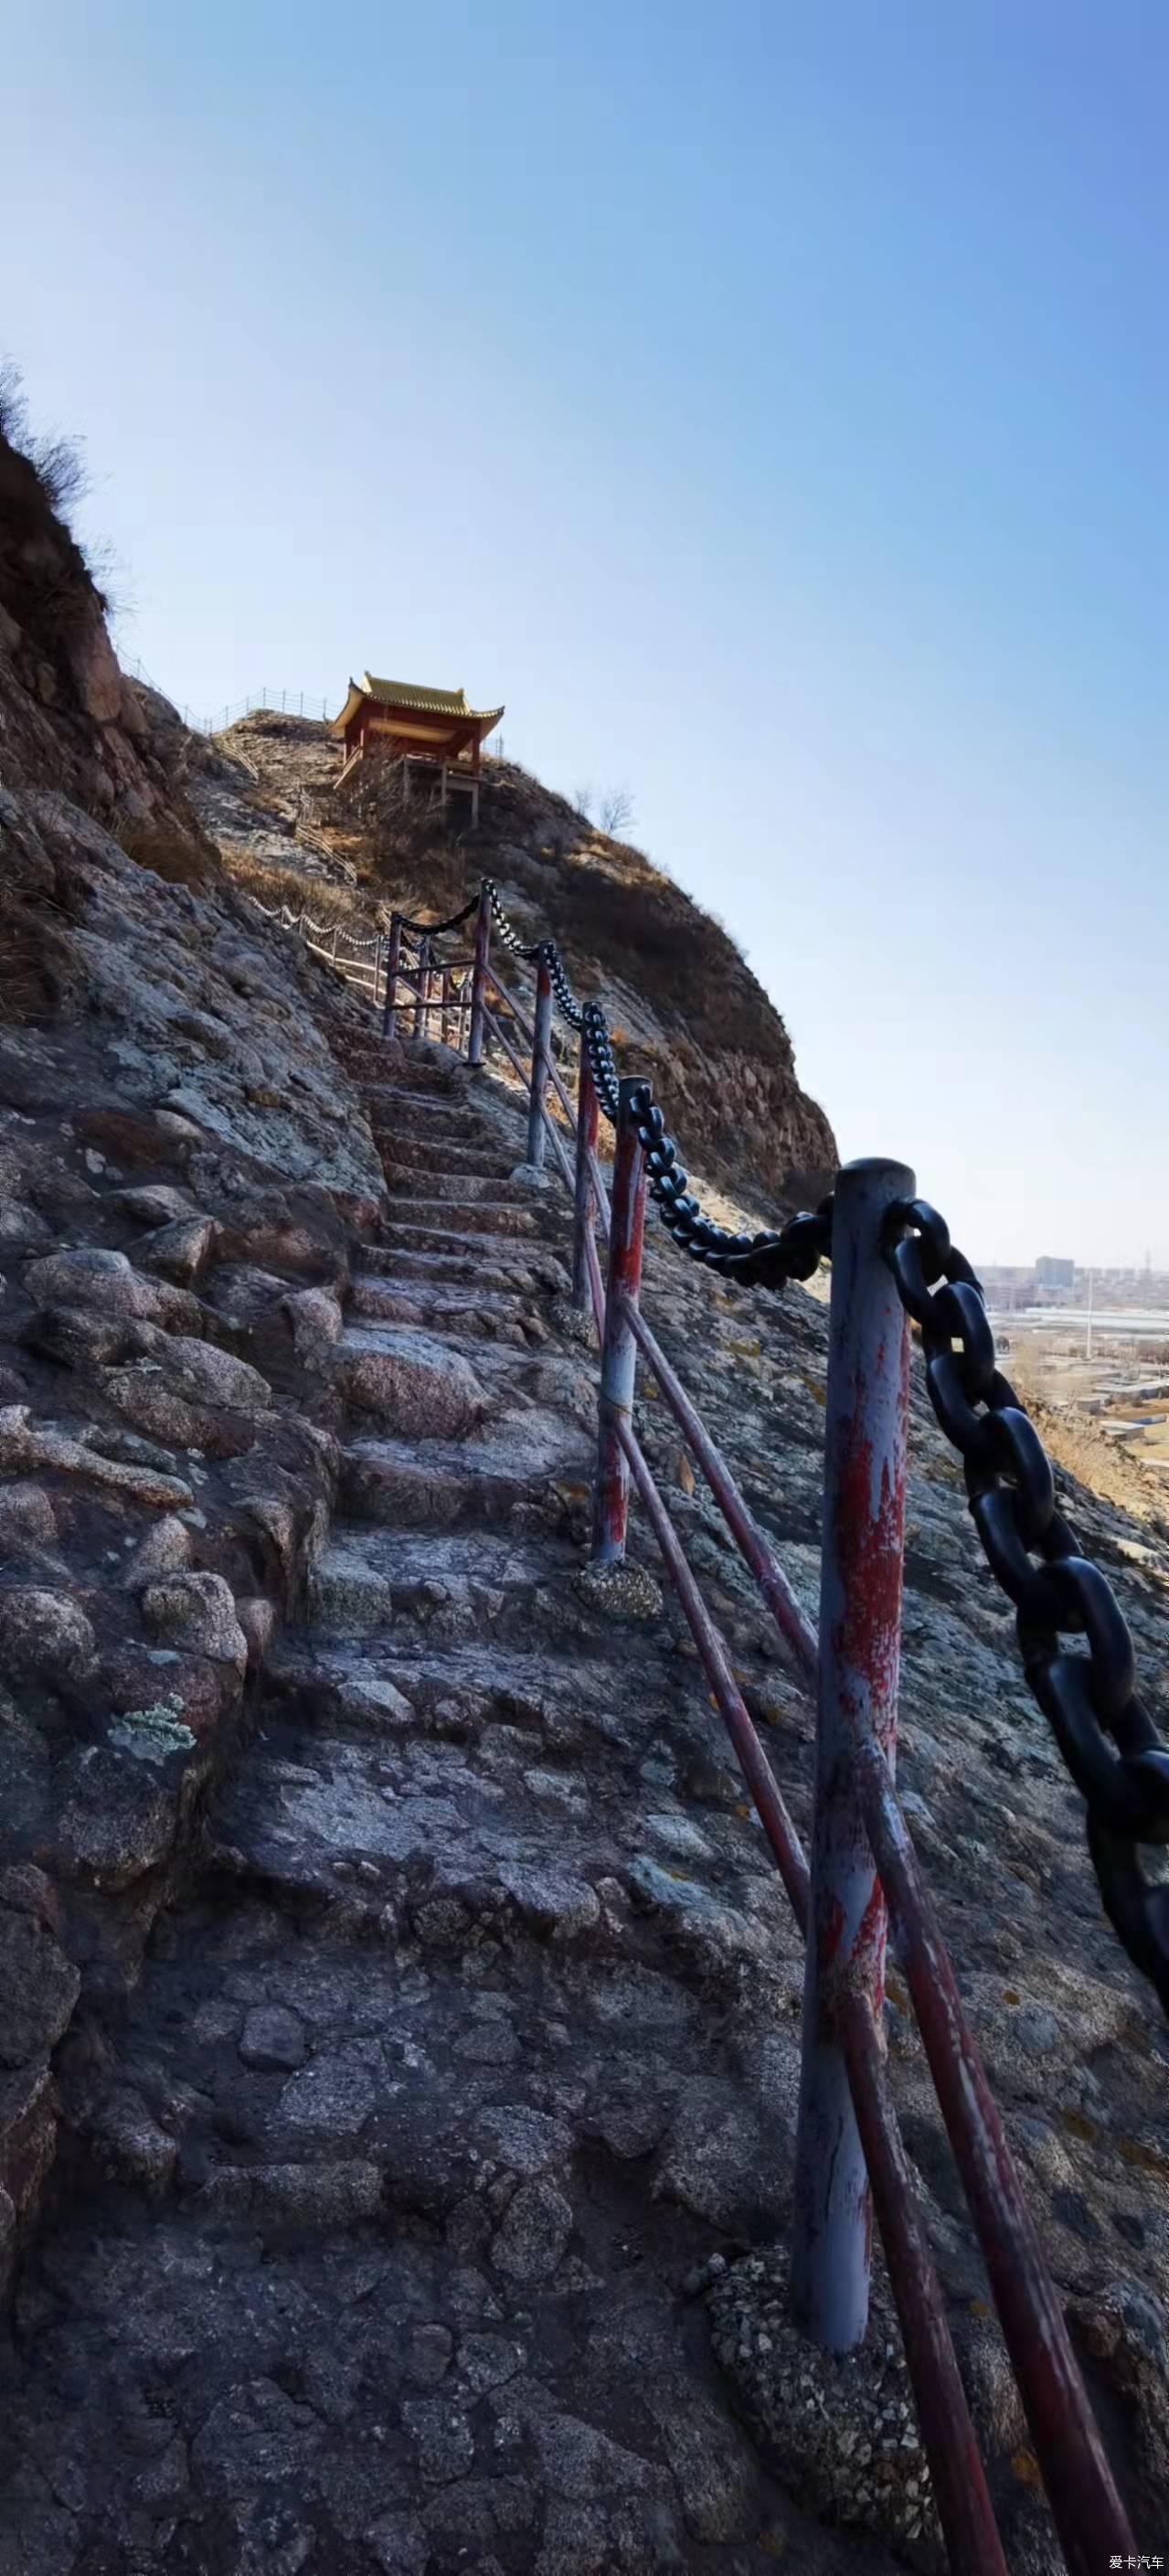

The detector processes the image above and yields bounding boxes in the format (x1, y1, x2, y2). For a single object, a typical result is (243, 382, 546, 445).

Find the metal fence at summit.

(250, 868, 1156, 2575)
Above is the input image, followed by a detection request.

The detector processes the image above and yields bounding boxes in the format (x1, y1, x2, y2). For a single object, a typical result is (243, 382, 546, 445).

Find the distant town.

(977, 1257, 1169, 1478)
(979, 1255, 1169, 1311)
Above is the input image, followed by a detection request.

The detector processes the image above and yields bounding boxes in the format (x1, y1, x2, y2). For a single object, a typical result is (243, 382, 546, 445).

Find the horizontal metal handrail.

(622, 1296, 817, 1678)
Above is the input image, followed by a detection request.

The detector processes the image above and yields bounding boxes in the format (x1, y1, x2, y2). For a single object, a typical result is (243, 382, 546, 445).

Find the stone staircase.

(0, 1042, 907, 2576)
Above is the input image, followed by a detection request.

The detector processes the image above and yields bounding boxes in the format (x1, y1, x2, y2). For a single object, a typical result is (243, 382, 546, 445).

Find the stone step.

(383, 1169, 530, 1207)
(338, 1316, 594, 1410)
(204, 1720, 616, 1943)
(341, 1415, 587, 1529)
(307, 1524, 574, 1641)
(376, 1133, 506, 1179)
(363, 1241, 572, 1295)
(351, 1274, 541, 1338)
(380, 1208, 568, 1256)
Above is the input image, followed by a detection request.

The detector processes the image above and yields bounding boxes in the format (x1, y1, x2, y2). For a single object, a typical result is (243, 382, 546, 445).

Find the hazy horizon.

(5, 2, 1166, 1266)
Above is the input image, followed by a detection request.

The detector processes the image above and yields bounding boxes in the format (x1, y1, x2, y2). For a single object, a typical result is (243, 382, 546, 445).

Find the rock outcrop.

(185, 710, 838, 1214)
(0, 426, 206, 838)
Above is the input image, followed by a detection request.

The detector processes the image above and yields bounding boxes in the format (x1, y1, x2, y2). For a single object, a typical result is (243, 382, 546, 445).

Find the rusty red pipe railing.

(480, 1001, 530, 1089)
(853, 1735, 1134, 2572)
(381, 914, 403, 1039)
(792, 1157, 913, 2353)
(592, 1082, 648, 1565)
(830, 1978, 1009, 2576)
(526, 958, 555, 1168)
(468, 882, 492, 1067)
(612, 1414, 1006, 2575)
(614, 1413, 811, 1920)
(459, 951, 1130, 2568)
(621, 1299, 817, 1679)
(572, 1048, 600, 1313)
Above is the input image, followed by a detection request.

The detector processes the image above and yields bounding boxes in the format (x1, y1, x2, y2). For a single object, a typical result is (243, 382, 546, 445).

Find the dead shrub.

(116, 824, 221, 890)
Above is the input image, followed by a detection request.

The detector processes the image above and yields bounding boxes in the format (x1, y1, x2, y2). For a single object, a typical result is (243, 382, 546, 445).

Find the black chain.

(885, 1198, 1169, 2013)
(478, 877, 1167, 2000)
(394, 892, 480, 942)
(583, 1005, 832, 1288)
(538, 942, 585, 1030)
(484, 880, 830, 1287)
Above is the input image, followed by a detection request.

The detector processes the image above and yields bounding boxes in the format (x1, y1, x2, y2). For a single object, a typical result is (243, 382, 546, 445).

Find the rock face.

(0, 646, 388, 2280)
(186, 708, 838, 1213)
(0, 423, 198, 829)
(0, 1017, 1164, 2575)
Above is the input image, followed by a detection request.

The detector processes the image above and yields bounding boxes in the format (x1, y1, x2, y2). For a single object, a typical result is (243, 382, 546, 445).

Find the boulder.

(490, 2177, 573, 2283)
(142, 1216, 218, 1285)
(141, 1572, 248, 1669)
(23, 1247, 158, 1321)
(335, 1329, 486, 1440)
(0, 1588, 96, 1688)
(0, 1897, 79, 2068)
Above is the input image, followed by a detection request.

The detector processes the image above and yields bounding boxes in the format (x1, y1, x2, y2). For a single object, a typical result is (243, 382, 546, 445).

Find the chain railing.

(250, 868, 1152, 2571)
(124, 671, 335, 734)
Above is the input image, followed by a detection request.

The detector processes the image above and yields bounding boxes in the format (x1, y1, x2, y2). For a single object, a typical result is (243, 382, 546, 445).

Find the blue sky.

(5, 2, 1167, 1264)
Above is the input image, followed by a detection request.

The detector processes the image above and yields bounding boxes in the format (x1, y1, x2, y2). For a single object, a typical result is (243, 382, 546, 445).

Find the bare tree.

(0, 358, 89, 521)
(0, 357, 26, 444)
(599, 786, 635, 838)
(573, 783, 594, 821)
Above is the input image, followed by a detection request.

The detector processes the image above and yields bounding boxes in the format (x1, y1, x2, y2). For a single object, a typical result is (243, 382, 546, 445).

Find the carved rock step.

(265, 1634, 657, 1751)
(383, 1170, 540, 1208)
(202, 1726, 618, 1943)
(350, 1275, 542, 1337)
(338, 1319, 596, 1430)
(332, 1325, 488, 1440)
(340, 1418, 587, 1530)
(377, 1103, 514, 1152)
(380, 1208, 567, 1255)
(306, 1524, 573, 1640)
(360, 1240, 572, 1294)
(377, 1133, 509, 1180)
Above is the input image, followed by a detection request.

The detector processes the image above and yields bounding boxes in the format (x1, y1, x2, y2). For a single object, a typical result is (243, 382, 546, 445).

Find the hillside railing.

(250, 872, 1162, 2574)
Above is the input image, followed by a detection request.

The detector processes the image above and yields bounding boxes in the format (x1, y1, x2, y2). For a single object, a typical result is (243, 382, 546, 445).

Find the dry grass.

(222, 850, 372, 927)
(116, 823, 222, 891)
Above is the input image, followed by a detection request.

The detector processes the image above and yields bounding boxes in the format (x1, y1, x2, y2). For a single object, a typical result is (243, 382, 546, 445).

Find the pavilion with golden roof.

(330, 674, 504, 825)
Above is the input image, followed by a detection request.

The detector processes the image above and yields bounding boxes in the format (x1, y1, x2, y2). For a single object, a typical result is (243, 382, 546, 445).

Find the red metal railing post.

(441, 967, 455, 1047)
(591, 1080, 647, 1565)
(410, 936, 429, 1040)
(526, 957, 554, 1167)
(571, 1039, 600, 1313)
(791, 1154, 914, 2351)
(381, 915, 402, 1039)
(468, 883, 491, 1067)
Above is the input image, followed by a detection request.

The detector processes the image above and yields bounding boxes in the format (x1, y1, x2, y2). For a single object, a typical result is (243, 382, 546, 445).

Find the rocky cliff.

(2, 431, 1169, 2576)
(185, 710, 838, 1217)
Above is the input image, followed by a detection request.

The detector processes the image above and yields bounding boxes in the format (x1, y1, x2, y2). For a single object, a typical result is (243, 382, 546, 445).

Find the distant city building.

(1036, 1256, 1076, 1290)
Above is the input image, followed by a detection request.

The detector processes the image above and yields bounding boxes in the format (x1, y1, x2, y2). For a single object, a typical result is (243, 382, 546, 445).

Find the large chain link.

(484, 882, 830, 1286)
(886, 1198, 1169, 2012)
(484, 878, 540, 962)
(395, 892, 480, 942)
(583, 1006, 832, 1287)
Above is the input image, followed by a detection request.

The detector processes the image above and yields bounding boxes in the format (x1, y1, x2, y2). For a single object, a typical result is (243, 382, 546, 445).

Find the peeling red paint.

(829, 1389, 909, 1734)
